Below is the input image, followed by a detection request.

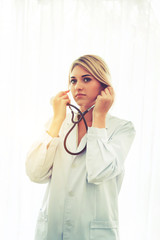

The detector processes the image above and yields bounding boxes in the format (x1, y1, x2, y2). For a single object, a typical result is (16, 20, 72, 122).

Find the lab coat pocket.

(34, 209, 48, 240)
(90, 220, 118, 240)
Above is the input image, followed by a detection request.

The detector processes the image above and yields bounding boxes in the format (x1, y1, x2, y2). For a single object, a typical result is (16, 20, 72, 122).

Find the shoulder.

(106, 113, 130, 126)
(106, 113, 136, 135)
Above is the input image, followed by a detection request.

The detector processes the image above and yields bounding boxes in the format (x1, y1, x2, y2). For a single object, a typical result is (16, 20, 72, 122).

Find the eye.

(83, 77, 91, 82)
(70, 79, 77, 84)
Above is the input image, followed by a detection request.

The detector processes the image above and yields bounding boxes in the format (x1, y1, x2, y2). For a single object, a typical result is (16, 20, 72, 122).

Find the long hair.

(68, 54, 113, 89)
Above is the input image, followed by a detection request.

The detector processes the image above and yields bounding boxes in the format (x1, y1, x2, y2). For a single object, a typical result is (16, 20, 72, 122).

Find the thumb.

(50, 96, 55, 106)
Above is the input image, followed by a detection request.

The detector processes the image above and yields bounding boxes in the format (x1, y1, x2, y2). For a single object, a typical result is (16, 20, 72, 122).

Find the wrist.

(52, 116, 65, 124)
(47, 117, 64, 138)
(93, 112, 107, 120)
(92, 113, 107, 128)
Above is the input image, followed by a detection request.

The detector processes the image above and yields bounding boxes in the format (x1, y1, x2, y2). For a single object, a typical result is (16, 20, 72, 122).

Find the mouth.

(75, 93, 86, 98)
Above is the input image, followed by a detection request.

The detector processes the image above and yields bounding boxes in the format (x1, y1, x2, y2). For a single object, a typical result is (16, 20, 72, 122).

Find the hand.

(50, 90, 70, 122)
(93, 87, 115, 117)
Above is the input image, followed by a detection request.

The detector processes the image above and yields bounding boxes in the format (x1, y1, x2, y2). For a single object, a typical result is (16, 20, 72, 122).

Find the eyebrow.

(70, 74, 92, 79)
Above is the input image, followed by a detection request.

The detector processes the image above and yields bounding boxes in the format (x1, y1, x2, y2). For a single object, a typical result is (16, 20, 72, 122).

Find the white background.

(0, 0, 160, 239)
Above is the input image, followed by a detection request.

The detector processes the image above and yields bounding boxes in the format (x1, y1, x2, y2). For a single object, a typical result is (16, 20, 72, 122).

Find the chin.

(78, 102, 95, 110)
(75, 98, 95, 108)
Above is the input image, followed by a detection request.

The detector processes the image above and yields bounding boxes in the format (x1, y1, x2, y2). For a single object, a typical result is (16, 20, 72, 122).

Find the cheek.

(88, 89, 99, 100)
(92, 85, 103, 96)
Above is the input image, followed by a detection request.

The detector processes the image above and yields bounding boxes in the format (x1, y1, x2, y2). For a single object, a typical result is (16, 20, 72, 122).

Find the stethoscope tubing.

(63, 103, 95, 155)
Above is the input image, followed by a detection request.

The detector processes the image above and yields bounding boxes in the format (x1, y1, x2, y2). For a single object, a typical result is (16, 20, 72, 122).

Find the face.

(69, 65, 103, 110)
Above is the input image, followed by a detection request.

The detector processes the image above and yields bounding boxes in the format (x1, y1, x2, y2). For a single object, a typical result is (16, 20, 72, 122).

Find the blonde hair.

(69, 54, 112, 88)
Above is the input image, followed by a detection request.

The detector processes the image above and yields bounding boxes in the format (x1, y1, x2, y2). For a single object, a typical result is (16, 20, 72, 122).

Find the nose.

(75, 80, 83, 90)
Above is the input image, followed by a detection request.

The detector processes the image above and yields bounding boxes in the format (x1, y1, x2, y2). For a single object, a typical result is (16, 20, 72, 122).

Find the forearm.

(26, 133, 60, 183)
(86, 121, 136, 184)
(47, 117, 64, 138)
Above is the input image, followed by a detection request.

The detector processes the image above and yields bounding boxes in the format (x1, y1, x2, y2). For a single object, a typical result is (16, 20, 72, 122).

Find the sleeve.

(25, 131, 60, 184)
(86, 121, 136, 185)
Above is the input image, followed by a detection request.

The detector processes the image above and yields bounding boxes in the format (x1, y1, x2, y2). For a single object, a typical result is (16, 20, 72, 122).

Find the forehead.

(70, 65, 91, 77)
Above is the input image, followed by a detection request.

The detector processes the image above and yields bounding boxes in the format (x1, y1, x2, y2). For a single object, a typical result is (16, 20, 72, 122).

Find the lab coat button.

(66, 220, 72, 226)
(68, 191, 74, 196)
(72, 163, 76, 168)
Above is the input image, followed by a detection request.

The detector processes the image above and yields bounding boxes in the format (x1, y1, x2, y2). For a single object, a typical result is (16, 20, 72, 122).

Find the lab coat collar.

(65, 112, 111, 156)
(66, 112, 111, 128)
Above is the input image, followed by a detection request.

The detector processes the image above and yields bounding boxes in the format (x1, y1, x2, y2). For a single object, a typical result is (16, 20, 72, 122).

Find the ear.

(101, 83, 109, 90)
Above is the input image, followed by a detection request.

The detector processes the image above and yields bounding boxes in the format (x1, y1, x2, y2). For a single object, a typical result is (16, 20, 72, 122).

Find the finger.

(61, 94, 70, 100)
(50, 96, 55, 105)
(104, 87, 111, 95)
(101, 88, 110, 97)
(50, 91, 70, 105)
(107, 87, 115, 103)
(58, 90, 70, 97)
(100, 90, 107, 97)
(63, 90, 70, 94)
(64, 98, 71, 105)
(106, 87, 114, 96)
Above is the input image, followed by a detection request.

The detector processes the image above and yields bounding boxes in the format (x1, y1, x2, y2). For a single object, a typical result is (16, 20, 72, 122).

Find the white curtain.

(0, 0, 160, 239)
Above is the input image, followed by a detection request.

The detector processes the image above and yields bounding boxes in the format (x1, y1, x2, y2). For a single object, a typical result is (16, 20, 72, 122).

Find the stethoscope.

(64, 103, 95, 155)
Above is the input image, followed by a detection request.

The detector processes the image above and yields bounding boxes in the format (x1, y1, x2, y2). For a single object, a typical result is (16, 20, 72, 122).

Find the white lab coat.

(26, 113, 136, 240)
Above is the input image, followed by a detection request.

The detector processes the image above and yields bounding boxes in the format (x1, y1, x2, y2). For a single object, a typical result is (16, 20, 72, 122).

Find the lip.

(75, 93, 86, 98)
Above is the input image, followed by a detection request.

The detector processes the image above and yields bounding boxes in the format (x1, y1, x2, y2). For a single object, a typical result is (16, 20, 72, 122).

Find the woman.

(26, 55, 136, 240)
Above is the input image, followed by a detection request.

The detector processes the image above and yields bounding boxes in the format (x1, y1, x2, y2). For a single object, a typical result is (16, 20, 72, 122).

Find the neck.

(79, 103, 95, 123)
(80, 108, 93, 123)
(80, 103, 94, 112)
